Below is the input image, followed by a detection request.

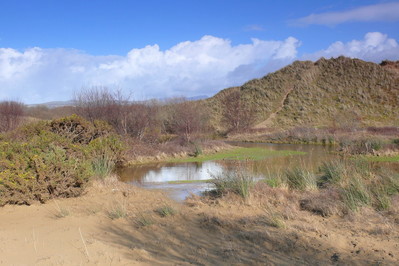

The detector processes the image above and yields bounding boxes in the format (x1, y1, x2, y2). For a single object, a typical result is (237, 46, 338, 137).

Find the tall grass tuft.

(155, 205, 176, 217)
(318, 158, 399, 212)
(318, 160, 347, 186)
(341, 176, 371, 211)
(210, 162, 255, 199)
(92, 154, 115, 179)
(284, 167, 317, 191)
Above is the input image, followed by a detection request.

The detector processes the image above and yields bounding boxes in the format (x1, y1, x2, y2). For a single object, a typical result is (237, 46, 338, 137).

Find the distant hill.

(27, 95, 209, 108)
(207, 56, 399, 129)
(28, 100, 76, 108)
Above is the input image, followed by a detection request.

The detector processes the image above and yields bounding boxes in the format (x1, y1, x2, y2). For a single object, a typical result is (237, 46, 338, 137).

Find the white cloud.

(1, 33, 398, 104)
(303, 32, 399, 62)
(292, 2, 399, 26)
(0, 35, 300, 103)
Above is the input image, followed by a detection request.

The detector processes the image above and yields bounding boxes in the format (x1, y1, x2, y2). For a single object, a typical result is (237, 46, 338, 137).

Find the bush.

(339, 138, 384, 155)
(0, 115, 123, 206)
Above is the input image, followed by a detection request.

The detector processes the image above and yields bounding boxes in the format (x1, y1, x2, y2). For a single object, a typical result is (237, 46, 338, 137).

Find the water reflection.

(118, 143, 340, 200)
(120, 143, 336, 183)
(119, 161, 224, 183)
(118, 142, 398, 201)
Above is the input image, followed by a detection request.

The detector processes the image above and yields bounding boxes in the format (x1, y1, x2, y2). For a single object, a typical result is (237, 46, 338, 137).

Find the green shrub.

(0, 115, 123, 206)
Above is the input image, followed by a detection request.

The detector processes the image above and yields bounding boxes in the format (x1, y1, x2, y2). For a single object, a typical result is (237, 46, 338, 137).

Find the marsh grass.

(318, 158, 399, 212)
(264, 208, 286, 229)
(284, 167, 317, 191)
(92, 154, 115, 179)
(209, 162, 255, 199)
(341, 176, 371, 211)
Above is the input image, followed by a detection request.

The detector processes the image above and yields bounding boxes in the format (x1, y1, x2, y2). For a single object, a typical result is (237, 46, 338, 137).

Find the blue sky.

(1, 0, 399, 103)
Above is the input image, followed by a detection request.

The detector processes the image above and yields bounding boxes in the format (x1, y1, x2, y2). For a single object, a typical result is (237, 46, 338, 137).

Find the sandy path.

(1, 179, 398, 265)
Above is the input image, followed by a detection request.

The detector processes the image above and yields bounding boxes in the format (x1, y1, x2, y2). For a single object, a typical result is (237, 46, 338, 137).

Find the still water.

(118, 142, 336, 201)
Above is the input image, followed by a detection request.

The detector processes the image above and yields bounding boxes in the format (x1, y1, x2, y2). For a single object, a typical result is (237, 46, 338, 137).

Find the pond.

(118, 142, 337, 201)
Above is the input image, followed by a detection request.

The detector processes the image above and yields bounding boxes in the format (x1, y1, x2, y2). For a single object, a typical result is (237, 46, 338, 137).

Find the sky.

(0, 0, 399, 104)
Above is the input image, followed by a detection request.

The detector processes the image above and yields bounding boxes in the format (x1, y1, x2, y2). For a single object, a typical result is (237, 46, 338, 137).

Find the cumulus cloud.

(1, 33, 398, 104)
(292, 2, 399, 26)
(0, 35, 300, 103)
(303, 32, 399, 62)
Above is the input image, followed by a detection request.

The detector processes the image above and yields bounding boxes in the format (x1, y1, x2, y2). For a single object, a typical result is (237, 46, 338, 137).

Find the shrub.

(339, 138, 384, 155)
(0, 115, 123, 206)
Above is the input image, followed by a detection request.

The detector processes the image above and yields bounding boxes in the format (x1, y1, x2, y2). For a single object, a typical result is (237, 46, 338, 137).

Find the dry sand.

(0, 178, 398, 265)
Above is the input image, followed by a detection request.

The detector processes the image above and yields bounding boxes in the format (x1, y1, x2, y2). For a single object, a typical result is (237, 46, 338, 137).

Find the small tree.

(0, 101, 24, 132)
(125, 102, 161, 141)
(74, 86, 132, 134)
(221, 89, 255, 132)
(170, 99, 208, 143)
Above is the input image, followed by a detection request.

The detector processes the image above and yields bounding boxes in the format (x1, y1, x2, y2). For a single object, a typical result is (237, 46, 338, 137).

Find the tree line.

(0, 87, 256, 141)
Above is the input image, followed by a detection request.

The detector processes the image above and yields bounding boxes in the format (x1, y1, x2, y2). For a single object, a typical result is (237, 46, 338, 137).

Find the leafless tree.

(221, 89, 255, 132)
(74, 86, 132, 134)
(0, 101, 25, 132)
(124, 102, 161, 141)
(170, 99, 208, 143)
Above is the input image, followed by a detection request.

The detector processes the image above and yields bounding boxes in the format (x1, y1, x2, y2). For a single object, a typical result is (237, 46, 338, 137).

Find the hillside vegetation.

(208, 56, 399, 129)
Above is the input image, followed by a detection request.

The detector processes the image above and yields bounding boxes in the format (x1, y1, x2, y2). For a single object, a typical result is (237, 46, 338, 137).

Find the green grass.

(167, 147, 306, 163)
(209, 164, 255, 199)
(362, 155, 399, 162)
(284, 167, 317, 191)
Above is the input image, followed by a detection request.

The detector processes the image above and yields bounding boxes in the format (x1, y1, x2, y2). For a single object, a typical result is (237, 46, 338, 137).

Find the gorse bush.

(0, 115, 123, 206)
